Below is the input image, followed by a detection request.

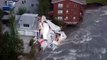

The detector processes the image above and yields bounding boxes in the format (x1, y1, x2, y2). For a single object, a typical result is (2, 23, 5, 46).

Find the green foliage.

(17, 7, 27, 15)
(29, 41, 41, 60)
(29, 39, 35, 46)
(38, 0, 50, 16)
(52, 19, 65, 27)
(0, 13, 23, 60)
(9, 15, 18, 37)
(0, 32, 23, 60)
(0, 20, 3, 49)
(0, 9, 4, 19)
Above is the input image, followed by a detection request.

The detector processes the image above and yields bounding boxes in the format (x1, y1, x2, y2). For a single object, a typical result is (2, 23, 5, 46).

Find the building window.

(66, 10, 69, 14)
(58, 10, 63, 14)
(58, 16, 63, 20)
(65, 16, 68, 20)
(74, 11, 77, 15)
(58, 3, 63, 9)
(31, 4, 34, 7)
(23, 24, 29, 27)
(73, 17, 76, 20)
(74, 4, 78, 9)
(66, 16, 68, 20)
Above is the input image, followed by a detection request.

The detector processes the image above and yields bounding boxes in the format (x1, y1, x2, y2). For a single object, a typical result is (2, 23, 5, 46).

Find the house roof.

(19, 14, 38, 25)
(52, 0, 86, 5)
(18, 14, 39, 29)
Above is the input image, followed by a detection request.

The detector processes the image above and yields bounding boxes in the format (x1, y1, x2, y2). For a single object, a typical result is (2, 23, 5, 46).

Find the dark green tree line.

(0, 12, 23, 60)
(38, 0, 50, 16)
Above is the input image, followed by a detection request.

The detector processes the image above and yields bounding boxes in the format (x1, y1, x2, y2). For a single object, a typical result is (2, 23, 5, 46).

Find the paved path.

(38, 6, 107, 60)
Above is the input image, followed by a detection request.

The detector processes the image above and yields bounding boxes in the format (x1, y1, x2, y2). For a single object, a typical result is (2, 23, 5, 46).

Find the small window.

(66, 10, 69, 14)
(80, 12, 82, 16)
(73, 17, 76, 20)
(23, 24, 29, 27)
(58, 10, 63, 14)
(66, 4, 69, 8)
(74, 4, 77, 7)
(58, 16, 63, 20)
(66, 16, 68, 20)
(58, 3, 63, 9)
(64, 16, 68, 20)
(31, 4, 34, 7)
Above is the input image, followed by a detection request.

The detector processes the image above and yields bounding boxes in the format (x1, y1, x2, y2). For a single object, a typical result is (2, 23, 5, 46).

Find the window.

(66, 16, 68, 20)
(73, 17, 76, 20)
(66, 4, 69, 8)
(58, 3, 63, 9)
(64, 16, 68, 20)
(23, 24, 29, 27)
(74, 4, 77, 7)
(58, 10, 63, 14)
(66, 10, 69, 14)
(73, 11, 77, 15)
(31, 4, 34, 7)
(58, 16, 63, 20)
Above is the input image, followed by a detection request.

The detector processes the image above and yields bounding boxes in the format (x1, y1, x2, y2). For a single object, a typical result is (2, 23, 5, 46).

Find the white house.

(17, 13, 39, 36)
(16, 13, 39, 53)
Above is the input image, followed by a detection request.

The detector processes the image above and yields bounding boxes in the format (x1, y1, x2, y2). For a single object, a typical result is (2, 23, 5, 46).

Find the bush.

(17, 7, 27, 15)
(29, 39, 35, 46)
(52, 19, 65, 27)
(0, 9, 4, 18)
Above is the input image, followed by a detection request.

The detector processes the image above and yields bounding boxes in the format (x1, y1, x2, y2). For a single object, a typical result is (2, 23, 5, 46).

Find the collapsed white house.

(17, 14, 67, 53)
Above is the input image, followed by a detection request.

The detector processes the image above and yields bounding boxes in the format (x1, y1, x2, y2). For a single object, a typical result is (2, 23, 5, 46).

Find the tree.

(0, 9, 4, 18)
(0, 12, 23, 60)
(0, 10, 3, 50)
(38, 0, 50, 16)
(17, 7, 27, 15)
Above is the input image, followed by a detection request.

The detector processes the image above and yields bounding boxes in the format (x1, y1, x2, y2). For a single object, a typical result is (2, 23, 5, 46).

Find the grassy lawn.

(86, 0, 107, 5)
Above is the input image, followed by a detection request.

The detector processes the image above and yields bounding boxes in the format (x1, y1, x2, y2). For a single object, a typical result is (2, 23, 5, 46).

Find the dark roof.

(52, 0, 86, 5)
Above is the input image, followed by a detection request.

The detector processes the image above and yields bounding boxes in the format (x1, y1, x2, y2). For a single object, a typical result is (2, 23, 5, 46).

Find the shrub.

(29, 39, 35, 46)
(52, 19, 65, 27)
(0, 9, 4, 18)
(17, 7, 27, 15)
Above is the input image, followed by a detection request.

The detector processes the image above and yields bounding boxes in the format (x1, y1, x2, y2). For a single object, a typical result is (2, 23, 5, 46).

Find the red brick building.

(51, 0, 86, 24)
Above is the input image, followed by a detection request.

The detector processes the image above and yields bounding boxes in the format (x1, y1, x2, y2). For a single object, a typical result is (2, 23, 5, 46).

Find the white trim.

(58, 3, 63, 8)
(58, 16, 63, 20)
(58, 10, 63, 14)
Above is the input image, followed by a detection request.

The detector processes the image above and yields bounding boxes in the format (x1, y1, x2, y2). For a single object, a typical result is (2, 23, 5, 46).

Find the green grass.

(86, 0, 107, 5)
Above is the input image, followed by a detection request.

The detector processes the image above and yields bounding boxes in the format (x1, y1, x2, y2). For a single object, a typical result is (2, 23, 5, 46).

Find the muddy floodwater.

(38, 6, 107, 60)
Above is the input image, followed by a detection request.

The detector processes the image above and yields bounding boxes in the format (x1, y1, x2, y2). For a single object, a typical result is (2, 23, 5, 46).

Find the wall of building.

(53, 0, 84, 24)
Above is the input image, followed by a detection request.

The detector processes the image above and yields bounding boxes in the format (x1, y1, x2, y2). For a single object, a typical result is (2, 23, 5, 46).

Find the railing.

(17, 29, 39, 36)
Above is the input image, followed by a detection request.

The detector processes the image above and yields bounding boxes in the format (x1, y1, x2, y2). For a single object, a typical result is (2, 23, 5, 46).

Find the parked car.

(2, 1, 15, 13)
